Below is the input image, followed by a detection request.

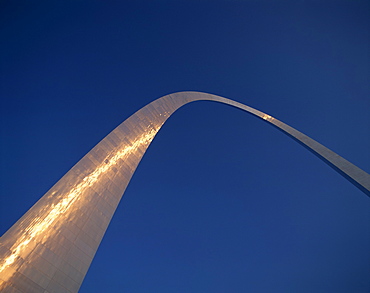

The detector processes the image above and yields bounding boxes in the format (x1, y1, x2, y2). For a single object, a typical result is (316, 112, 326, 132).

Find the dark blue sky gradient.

(1, 1, 369, 292)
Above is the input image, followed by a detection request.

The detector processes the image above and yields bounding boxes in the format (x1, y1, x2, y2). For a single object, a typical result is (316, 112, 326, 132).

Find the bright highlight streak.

(262, 114, 273, 121)
(0, 128, 157, 278)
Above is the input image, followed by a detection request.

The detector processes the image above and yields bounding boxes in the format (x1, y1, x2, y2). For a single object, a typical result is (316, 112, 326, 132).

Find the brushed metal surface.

(1, 92, 369, 292)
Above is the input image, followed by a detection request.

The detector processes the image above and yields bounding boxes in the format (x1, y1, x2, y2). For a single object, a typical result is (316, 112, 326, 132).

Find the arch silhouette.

(0, 91, 369, 292)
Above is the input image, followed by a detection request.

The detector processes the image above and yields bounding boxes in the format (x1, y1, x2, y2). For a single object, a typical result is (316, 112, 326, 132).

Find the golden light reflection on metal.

(262, 114, 273, 121)
(0, 128, 158, 280)
(1, 91, 369, 293)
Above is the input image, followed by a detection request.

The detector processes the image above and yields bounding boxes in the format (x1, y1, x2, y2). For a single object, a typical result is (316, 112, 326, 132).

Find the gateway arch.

(1, 91, 369, 292)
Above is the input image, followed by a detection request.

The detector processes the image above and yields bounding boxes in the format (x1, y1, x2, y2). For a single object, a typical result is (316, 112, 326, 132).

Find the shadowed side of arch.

(0, 91, 369, 293)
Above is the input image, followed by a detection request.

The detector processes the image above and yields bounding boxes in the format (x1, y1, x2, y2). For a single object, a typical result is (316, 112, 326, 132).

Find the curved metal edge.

(1, 91, 368, 293)
(173, 91, 370, 196)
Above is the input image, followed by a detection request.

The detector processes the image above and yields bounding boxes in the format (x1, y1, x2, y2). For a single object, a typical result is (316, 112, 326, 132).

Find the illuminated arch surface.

(0, 91, 369, 292)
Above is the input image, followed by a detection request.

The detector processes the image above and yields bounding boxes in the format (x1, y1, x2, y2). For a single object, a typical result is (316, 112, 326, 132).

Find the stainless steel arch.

(1, 91, 369, 292)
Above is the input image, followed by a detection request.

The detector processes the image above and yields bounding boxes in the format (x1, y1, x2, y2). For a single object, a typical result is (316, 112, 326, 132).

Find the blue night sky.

(1, 1, 369, 292)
